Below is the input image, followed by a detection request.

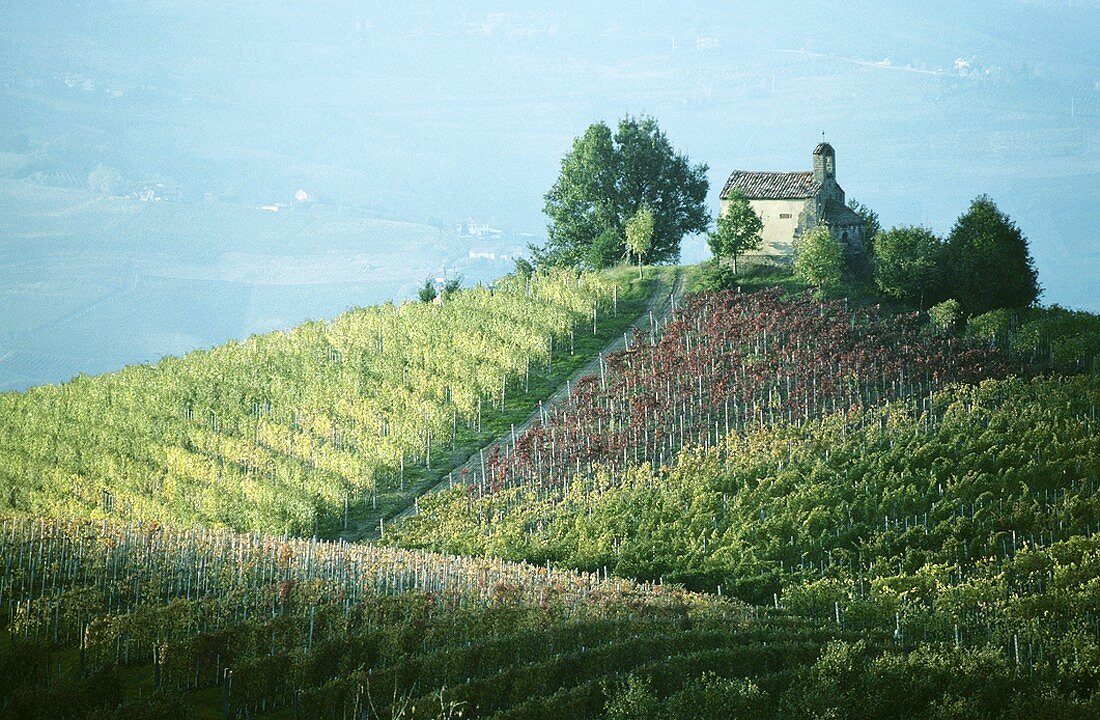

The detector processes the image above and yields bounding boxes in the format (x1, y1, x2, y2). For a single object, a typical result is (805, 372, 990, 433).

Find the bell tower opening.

(813, 142, 836, 184)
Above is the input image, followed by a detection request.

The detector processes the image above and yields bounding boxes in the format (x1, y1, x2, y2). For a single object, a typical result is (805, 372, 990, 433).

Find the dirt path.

(377, 267, 684, 536)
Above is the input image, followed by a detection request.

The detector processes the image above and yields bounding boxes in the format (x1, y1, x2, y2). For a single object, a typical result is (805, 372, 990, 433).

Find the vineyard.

(471, 288, 1013, 495)
(0, 516, 835, 719)
(6, 515, 1099, 719)
(4, 273, 1100, 718)
(0, 268, 651, 538)
(395, 376, 1100, 674)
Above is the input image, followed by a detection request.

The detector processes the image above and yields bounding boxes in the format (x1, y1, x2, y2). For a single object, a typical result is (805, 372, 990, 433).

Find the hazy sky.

(3, 2, 1097, 232)
(0, 1, 1097, 387)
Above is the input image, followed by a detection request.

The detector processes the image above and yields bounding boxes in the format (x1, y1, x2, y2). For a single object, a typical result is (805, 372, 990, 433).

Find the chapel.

(719, 143, 866, 260)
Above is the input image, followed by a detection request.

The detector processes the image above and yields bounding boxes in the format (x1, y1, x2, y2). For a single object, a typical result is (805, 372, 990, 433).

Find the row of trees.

(871, 195, 1041, 315)
(719, 192, 1042, 320)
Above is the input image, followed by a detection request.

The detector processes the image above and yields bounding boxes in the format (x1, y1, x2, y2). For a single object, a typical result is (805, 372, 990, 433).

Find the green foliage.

(781, 641, 1025, 720)
(872, 225, 942, 307)
(846, 199, 880, 280)
(685, 262, 812, 299)
(848, 198, 881, 246)
(418, 277, 438, 303)
(664, 674, 774, 720)
(941, 195, 1041, 315)
(1014, 305, 1100, 373)
(968, 305, 1100, 374)
(441, 276, 462, 301)
(588, 228, 625, 269)
(603, 674, 659, 720)
(0, 516, 827, 720)
(0, 270, 629, 536)
(929, 298, 962, 334)
(2, 667, 123, 720)
(707, 191, 763, 273)
(537, 115, 709, 268)
(626, 205, 656, 277)
(513, 256, 535, 278)
(693, 259, 738, 293)
(966, 307, 1016, 344)
(393, 374, 1100, 644)
(793, 225, 844, 289)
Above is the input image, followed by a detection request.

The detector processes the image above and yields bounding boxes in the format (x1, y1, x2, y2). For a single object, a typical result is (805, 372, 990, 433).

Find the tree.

(847, 199, 881, 279)
(418, 278, 437, 303)
(536, 116, 709, 268)
(940, 195, 1040, 315)
(872, 226, 942, 308)
(625, 205, 655, 278)
(587, 228, 623, 270)
(441, 277, 462, 301)
(512, 256, 534, 279)
(847, 199, 881, 248)
(707, 191, 763, 274)
(793, 226, 844, 289)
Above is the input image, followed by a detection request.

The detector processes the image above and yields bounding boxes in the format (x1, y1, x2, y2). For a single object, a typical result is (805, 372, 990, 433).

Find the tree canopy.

(707, 190, 763, 273)
(872, 225, 942, 308)
(535, 116, 709, 268)
(793, 225, 844, 289)
(847, 199, 881, 248)
(940, 195, 1040, 315)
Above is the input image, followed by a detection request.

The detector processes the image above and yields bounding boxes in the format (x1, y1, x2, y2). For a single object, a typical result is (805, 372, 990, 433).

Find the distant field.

(0, 180, 513, 390)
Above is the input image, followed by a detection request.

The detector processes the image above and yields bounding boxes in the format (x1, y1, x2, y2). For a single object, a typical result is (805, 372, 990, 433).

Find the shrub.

(929, 299, 962, 335)
(694, 259, 738, 293)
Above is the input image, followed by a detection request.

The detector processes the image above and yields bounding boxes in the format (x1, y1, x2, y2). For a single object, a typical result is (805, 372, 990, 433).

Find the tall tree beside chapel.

(708, 190, 763, 273)
(536, 116, 709, 268)
(940, 196, 1040, 315)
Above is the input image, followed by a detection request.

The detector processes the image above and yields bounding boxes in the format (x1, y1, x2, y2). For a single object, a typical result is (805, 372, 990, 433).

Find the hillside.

(3, 276, 1100, 718)
(384, 285, 1100, 716)
(396, 374, 1100, 629)
(0, 268, 654, 538)
(0, 517, 771, 719)
(6, 514, 1100, 719)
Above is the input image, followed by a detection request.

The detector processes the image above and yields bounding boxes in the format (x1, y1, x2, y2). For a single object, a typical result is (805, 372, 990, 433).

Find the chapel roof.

(823, 199, 864, 227)
(720, 170, 821, 200)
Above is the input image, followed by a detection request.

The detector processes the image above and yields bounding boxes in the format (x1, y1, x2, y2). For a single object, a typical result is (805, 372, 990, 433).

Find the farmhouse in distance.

(720, 142, 866, 260)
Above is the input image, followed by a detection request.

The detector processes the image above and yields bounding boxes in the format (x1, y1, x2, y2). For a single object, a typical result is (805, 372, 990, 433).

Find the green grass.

(685, 257, 918, 316)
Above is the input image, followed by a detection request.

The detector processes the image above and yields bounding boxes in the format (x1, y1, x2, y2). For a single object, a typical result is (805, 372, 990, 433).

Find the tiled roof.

(721, 171, 820, 200)
(824, 199, 864, 226)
